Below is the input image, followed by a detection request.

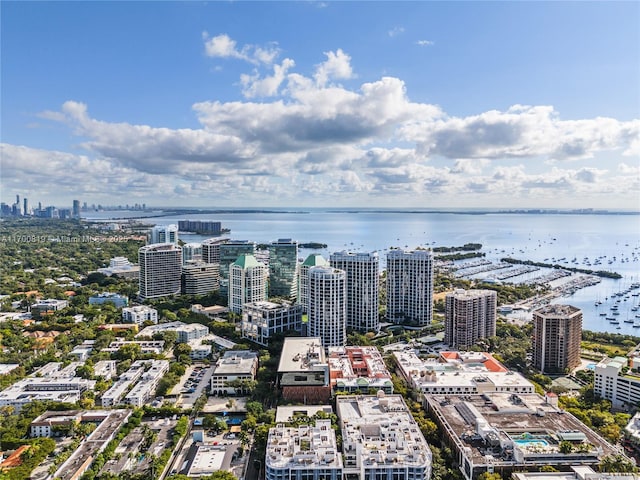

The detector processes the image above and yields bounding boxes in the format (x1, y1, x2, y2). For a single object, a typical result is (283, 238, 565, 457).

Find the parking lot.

(175, 364, 215, 409)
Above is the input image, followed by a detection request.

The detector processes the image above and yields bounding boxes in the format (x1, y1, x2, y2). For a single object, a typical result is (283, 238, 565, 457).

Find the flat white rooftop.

(278, 337, 325, 373)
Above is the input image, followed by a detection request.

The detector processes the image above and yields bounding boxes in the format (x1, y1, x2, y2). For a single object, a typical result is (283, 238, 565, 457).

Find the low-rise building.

(327, 346, 393, 394)
(93, 360, 117, 380)
(50, 409, 132, 480)
(123, 360, 169, 407)
(122, 305, 158, 325)
(0, 362, 95, 412)
(512, 466, 640, 480)
(101, 360, 169, 408)
(97, 256, 140, 279)
(31, 299, 68, 318)
(425, 392, 620, 480)
(177, 323, 209, 343)
(394, 350, 534, 396)
(70, 340, 95, 361)
(338, 394, 432, 480)
(102, 339, 165, 355)
(136, 320, 208, 343)
(594, 355, 640, 411)
(266, 419, 342, 480)
(241, 300, 303, 347)
(88, 292, 129, 308)
(278, 337, 330, 403)
(210, 351, 259, 396)
(191, 304, 229, 319)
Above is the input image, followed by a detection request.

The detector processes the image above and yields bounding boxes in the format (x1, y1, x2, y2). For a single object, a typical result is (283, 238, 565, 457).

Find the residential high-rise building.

(329, 251, 379, 332)
(228, 254, 267, 314)
(201, 238, 227, 264)
(298, 254, 329, 313)
(219, 240, 256, 294)
(268, 239, 298, 299)
(138, 244, 182, 300)
(308, 266, 346, 348)
(148, 224, 178, 245)
(444, 289, 497, 349)
(532, 304, 582, 374)
(182, 261, 219, 295)
(72, 199, 80, 218)
(181, 243, 202, 264)
(178, 220, 221, 236)
(386, 249, 434, 326)
(23, 198, 29, 217)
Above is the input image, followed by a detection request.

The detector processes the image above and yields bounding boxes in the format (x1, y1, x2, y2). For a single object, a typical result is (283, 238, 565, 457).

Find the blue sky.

(1, 1, 639, 209)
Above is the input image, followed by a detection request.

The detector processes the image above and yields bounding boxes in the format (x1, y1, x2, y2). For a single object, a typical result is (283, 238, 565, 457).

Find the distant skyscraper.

(229, 254, 268, 314)
(298, 254, 329, 313)
(219, 240, 256, 294)
(148, 224, 179, 245)
(330, 251, 379, 332)
(308, 266, 347, 348)
(14, 194, 21, 216)
(138, 243, 182, 300)
(444, 289, 497, 349)
(268, 239, 298, 299)
(72, 199, 81, 218)
(532, 304, 582, 374)
(23, 198, 28, 217)
(386, 249, 434, 326)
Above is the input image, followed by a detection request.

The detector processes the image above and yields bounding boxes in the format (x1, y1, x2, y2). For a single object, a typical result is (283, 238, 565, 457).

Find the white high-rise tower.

(386, 249, 433, 326)
(329, 251, 379, 332)
(138, 244, 182, 300)
(308, 266, 346, 348)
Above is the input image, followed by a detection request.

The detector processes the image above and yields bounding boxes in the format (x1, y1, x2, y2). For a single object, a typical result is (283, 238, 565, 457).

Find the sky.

(1, 1, 639, 210)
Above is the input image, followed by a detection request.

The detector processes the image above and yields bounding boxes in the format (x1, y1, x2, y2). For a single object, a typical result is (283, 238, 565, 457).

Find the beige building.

(445, 289, 497, 349)
(532, 304, 582, 374)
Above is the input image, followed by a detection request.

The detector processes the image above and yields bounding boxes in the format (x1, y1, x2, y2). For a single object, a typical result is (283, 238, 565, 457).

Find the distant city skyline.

(1, 2, 638, 209)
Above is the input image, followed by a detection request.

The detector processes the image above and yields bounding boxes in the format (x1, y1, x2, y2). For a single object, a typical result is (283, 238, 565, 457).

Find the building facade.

(181, 243, 203, 264)
(228, 254, 268, 314)
(201, 237, 227, 264)
(148, 224, 179, 245)
(445, 289, 497, 349)
(241, 300, 303, 347)
(138, 243, 182, 300)
(308, 266, 347, 348)
(181, 261, 220, 295)
(386, 249, 434, 326)
(210, 351, 259, 396)
(265, 419, 343, 480)
(594, 356, 640, 410)
(329, 251, 379, 332)
(298, 254, 329, 313)
(88, 292, 129, 308)
(338, 394, 432, 480)
(121, 305, 158, 325)
(219, 240, 257, 294)
(532, 304, 582, 374)
(268, 239, 299, 300)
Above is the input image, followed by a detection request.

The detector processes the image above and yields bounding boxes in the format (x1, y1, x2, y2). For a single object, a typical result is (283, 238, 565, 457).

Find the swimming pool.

(514, 438, 549, 447)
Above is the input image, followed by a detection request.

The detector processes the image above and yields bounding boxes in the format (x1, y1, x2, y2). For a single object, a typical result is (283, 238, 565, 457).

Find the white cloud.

(388, 26, 405, 37)
(21, 41, 639, 208)
(202, 32, 279, 65)
(241, 58, 295, 98)
(416, 40, 434, 47)
(314, 49, 354, 87)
